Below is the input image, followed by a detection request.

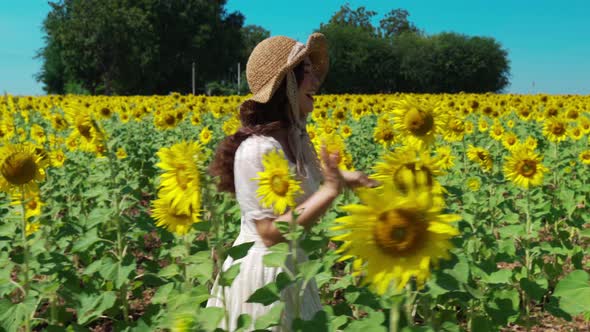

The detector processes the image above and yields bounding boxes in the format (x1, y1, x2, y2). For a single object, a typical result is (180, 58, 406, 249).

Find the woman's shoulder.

(236, 135, 283, 160)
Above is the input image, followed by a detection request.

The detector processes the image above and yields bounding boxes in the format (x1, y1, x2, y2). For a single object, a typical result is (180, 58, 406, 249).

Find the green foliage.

(37, 0, 247, 95)
(318, 4, 511, 94)
(553, 270, 590, 316)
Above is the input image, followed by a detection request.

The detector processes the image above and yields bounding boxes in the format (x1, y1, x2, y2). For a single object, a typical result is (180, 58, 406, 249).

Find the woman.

(207, 33, 372, 331)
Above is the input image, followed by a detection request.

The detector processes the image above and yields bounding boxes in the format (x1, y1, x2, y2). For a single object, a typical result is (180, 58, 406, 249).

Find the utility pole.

(237, 62, 241, 95)
(192, 62, 195, 95)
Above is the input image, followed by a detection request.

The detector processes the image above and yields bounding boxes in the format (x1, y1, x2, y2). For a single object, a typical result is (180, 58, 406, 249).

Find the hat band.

(287, 41, 306, 64)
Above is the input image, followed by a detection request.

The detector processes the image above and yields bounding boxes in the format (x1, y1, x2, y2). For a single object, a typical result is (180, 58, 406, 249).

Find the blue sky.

(1, 0, 589, 95)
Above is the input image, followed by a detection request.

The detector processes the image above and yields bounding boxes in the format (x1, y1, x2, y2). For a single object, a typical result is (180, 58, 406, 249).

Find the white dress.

(206, 135, 323, 331)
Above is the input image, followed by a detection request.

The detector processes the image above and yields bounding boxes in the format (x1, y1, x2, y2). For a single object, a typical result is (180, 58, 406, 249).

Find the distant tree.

(326, 3, 377, 34)
(318, 17, 398, 93)
(35, 1, 69, 94)
(379, 9, 420, 38)
(240, 25, 271, 64)
(37, 0, 246, 95)
(393, 31, 434, 92)
(318, 4, 510, 94)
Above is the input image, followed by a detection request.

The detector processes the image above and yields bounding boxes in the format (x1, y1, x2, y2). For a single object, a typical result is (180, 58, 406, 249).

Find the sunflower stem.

(552, 142, 558, 189)
(19, 186, 32, 332)
(290, 210, 302, 321)
(461, 137, 468, 174)
(183, 233, 191, 290)
(50, 293, 58, 325)
(404, 285, 417, 327)
(389, 300, 401, 332)
(523, 189, 532, 328)
(103, 134, 131, 323)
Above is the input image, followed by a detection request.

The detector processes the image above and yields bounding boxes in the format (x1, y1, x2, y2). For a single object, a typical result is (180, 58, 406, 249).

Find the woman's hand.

(320, 145, 344, 196)
(340, 170, 379, 189)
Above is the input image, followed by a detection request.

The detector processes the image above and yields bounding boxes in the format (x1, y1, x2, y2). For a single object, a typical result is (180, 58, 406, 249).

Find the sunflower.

(524, 136, 538, 151)
(441, 115, 466, 142)
(373, 119, 396, 148)
(151, 196, 198, 235)
(64, 106, 104, 153)
(503, 145, 548, 189)
(543, 117, 568, 143)
(331, 185, 460, 293)
(568, 125, 584, 141)
(392, 96, 444, 147)
(50, 149, 66, 167)
(478, 118, 489, 132)
(516, 106, 534, 121)
(0, 143, 49, 196)
(464, 121, 474, 134)
(30, 124, 46, 144)
(199, 126, 212, 145)
(156, 141, 202, 216)
(11, 190, 44, 220)
(116, 147, 128, 159)
(252, 149, 302, 215)
(190, 112, 202, 126)
(306, 124, 318, 141)
(0, 120, 15, 141)
(351, 104, 366, 121)
(25, 222, 41, 236)
(340, 124, 353, 138)
(502, 132, 520, 151)
(467, 145, 493, 172)
(489, 121, 505, 141)
(372, 144, 442, 194)
(466, 177, 481, 191)
(434, 146, 455, 170)
(155, 110, 179, 130)
(579, 150, 590, 165)
(332, 107, 347, 123)
(579, 117, 590, 134)
(222, 116, 240, 136)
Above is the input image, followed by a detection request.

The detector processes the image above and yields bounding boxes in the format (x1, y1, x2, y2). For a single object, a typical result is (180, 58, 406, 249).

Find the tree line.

(36, 1, 510, 95)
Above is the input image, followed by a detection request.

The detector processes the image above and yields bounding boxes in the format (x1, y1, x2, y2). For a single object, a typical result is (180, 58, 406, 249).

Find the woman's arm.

(255, 184, 338, 247)
(255, 148, 343, 247)
(340, 169, 379, 189)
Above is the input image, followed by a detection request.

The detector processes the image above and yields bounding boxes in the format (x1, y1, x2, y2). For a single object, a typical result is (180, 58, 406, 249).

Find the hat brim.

(249, 33, 329, 104)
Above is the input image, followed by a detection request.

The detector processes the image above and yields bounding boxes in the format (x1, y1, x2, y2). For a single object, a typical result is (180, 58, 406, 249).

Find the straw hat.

(246, 33, 329, 103)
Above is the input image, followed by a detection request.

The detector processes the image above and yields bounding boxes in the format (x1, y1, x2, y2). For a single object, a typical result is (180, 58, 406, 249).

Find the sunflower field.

(0, 93, 589, 331)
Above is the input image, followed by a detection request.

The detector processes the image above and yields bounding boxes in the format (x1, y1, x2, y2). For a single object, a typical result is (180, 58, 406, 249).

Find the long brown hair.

(209, 62, 305, 193)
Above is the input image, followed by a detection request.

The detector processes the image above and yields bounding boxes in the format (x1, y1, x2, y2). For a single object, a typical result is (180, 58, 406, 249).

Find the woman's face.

(298, 57, 320, 116)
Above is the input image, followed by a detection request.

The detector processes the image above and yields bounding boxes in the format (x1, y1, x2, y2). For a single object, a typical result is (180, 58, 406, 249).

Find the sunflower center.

(374, 209, 426, 256)
(517, 159, 537, 177)
(27, 199, 38, 210)
(551, 123, 565, 135)
(382, 130, 394, 142)
(270, 174, 289, 196)
(1, 152, 38, 185)
(76, 122, 92, 139)
(567, 110, 579, 119)
(476, 151, 487, 161)
(450, 120, 464, 133)
(165, 115, 176, 126)
(404, 109, 434, 136)
(101, 108, 111, 117)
